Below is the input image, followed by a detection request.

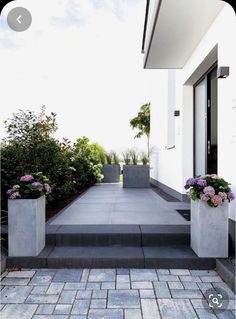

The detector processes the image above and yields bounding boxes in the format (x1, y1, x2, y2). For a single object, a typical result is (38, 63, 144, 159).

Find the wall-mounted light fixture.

(174, 110, 180, 117)
(217, 66, 229, 79)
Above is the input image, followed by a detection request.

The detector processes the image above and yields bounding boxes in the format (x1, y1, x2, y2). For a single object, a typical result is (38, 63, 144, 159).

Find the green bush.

(1, 107, 105, 212)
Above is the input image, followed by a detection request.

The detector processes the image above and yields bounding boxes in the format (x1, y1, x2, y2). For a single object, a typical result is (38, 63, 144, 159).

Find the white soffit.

(144, 0, 225, 69)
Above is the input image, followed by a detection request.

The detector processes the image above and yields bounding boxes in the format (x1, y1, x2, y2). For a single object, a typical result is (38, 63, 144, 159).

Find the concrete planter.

(8, 196, 46, 256)
(191, 200, 228, 257)
(123, 165, 150, 188)
(102, 164, 120, 183)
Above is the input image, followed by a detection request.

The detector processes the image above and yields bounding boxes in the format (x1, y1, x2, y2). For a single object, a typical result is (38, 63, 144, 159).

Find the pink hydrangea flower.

(218, 192, 227, 201)
(20, 175, 34, 182)
(203, 186, 215, 197)
(44, 183, 52, 194)
(211, 195, 223, 207)
(200, 194, 210, 202)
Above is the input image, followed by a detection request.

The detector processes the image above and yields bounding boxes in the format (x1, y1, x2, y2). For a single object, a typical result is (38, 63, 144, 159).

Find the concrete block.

(123, 165, 150, 188)
(191, 200, 229, 257)
(8, 196, 45, 256)
(102, 165, 120, 183)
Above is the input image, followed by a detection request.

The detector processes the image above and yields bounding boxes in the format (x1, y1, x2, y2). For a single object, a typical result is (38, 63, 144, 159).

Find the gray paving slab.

(108, 290, 140, 308)
(50, 183, 190, 225)
(0, 304, 38, 319)
(158, 298, 198, 318)
(1, 286, 32, 303)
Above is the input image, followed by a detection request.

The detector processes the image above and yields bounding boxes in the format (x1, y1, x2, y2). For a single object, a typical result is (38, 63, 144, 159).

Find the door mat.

(176, 209, 191, 221)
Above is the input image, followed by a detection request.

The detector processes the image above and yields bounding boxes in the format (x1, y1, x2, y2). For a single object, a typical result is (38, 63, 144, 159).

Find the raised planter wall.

(191, 200, 228, 258)
(123, 165, 150, 188)
(8, 196, 46, 256)
(102, 164, 120, 183)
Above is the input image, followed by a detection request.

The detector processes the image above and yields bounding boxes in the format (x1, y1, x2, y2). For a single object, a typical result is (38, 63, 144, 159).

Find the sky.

(0, 0, 155, 153)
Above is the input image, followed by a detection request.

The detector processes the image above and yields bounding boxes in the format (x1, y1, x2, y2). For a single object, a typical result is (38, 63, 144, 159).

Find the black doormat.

(176, 209, 191, 221)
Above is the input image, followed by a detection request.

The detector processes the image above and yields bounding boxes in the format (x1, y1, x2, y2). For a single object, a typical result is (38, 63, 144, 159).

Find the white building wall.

(150, 4, 236, 220)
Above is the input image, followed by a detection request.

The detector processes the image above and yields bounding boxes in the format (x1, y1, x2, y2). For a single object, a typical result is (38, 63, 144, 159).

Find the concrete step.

(7, 245, 215, 269)
(46, 224, 190, 246)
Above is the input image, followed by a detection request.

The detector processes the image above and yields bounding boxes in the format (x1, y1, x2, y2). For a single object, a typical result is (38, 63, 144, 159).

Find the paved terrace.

(1, 268, 235, 319)
(50, 183, 190, 225)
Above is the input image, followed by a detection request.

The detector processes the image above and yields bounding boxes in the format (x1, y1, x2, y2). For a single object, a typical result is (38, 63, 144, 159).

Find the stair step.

(7, 245, 215, 269)
(46, 225, 190, 246)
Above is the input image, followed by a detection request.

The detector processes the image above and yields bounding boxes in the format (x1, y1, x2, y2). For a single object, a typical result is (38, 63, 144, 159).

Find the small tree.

(130, 103, 150, 157)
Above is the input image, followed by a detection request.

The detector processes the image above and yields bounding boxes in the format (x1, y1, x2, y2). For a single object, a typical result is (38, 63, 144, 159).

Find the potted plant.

(185, 174, 234, 257)
(101, 151, 120, 183)
(7, 173, 51, 256)
(123, 149, 150, 188)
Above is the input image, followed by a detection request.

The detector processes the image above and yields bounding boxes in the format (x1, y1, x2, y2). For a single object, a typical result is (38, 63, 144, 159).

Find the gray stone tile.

(182, 282, 199, 290)
(116, 275, 130, 283)
(180, 275, 202, 282)
(89, 269, 115, 282)
(108, 290, 140, 308)
(116, 282, 130, 289)
(58, 291, 76, 304)
(76, 290, 92, 299)
(30, 275, 53, 285)
(88, 309, 123, 319)
(26, 294, 59, 304)
(86, 283, 101, 290)
(33, 316, 68, 319)
(139, 289, 155, 298)
(200, 276, 223, 283)
(80, 269, 89, 283)
(117, 269, 130, 275)
(190, 298, 212, 309)
(141, 298, 161, 319)
(0, 303, 5, 310)
(31, 286, 49, 295)
(158, 275, 179, 282)
(131, 281, 153, 289)
(170, 269, 191, 276)
(168, 282, 184, 290)
(54, 304, 72, 315)
(1, 278, 30, 285)
(6, 271, 35, 278)
(197, 282, 213, 291)
(1, 286, 32, 303)
(92, 290, 107, 299)
(1, 304, 38, 319)
(153, 282, 171, 298)
(101, 282, 115, 290)
(64, 282, 86, 290)
(47, 283, 64, 295)
(125, 309, 142, 319)
(69, 316, 86, 319)
(214, 310, 235, 318)
(171, 289, 203, 299)
(130, 269, 158, 281)
(53, 270, 82, 283)
(156, 269, 170, 275)
(190, 270, 218, 276)
(90, 299, 106, 309)
(195, 308, 217, 318)
(158, 298, 198, 318)
(71, 300, 90, 315)
(36, 304, 55, 314)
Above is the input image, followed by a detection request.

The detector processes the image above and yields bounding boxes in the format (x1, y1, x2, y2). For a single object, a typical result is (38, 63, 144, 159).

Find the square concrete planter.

(102, 164, 120, 183)
(8, 196, 46, 256)
(123, 165, 150, 188)
(191, 199, 228, 257)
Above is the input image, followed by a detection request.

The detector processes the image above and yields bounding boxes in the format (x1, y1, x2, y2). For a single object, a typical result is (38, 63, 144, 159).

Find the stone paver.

(1, 268, 235, 319)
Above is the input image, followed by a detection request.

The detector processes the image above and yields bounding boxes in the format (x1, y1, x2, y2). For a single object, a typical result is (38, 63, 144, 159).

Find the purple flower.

(203, 186, 215, 197)
(31, 182, 43, 189)
(196, 179, 207, 187)
(200, 194, 210, 202)
(227, 191, 235, 201)
(7, 189, 13, 196)
(186, 178, 196, 186)
(20, 175, 34, 182)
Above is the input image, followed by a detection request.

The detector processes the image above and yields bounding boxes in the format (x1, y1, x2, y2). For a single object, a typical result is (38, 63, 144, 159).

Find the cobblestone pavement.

(1, 268, 235, 319)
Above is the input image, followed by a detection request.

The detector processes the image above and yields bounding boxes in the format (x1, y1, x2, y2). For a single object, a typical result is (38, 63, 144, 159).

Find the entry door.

(194, 66, 218, 176)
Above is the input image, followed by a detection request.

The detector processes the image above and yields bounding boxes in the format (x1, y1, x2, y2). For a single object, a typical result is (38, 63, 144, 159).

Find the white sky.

(0, 0, 155, 153)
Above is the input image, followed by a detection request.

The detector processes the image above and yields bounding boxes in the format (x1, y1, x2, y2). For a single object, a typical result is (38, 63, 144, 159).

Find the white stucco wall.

(149, 4, 236, 220)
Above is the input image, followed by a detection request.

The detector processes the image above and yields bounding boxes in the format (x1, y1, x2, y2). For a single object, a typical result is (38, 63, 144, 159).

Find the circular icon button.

(7, 7, 32, 32)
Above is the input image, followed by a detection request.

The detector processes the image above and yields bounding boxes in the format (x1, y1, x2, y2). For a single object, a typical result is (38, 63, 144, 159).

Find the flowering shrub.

(7, 174, 52, 199)
(185, 174, 234, 207)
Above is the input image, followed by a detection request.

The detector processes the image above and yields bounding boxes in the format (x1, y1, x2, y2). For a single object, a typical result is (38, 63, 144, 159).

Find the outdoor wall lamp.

(217, 66, 229, 79)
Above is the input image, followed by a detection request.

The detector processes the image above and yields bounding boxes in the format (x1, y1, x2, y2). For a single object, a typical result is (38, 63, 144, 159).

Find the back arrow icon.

(16, 15, 22, 24)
